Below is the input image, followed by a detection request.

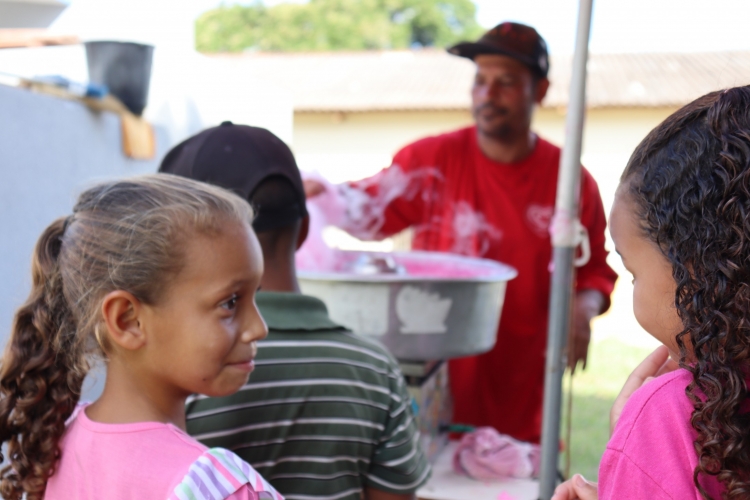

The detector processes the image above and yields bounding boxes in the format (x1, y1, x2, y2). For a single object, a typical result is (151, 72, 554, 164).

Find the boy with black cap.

(160, 121, 430, 500)
(305, 22, 618, 444)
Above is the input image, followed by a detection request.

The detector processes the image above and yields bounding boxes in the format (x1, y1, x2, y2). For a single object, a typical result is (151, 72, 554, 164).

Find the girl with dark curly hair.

(553, 86, 750, 500)
(0, 175, 282, 499)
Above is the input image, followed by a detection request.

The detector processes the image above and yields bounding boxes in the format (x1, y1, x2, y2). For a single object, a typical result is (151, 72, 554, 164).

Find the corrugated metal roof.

(211, 50, 750, 112)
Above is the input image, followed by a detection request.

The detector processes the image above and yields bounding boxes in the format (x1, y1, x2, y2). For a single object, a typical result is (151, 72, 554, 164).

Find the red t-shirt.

(345, 126, 617, 443)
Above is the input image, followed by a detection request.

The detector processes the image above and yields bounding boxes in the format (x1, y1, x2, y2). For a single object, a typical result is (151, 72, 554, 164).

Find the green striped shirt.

(186, 292, 430, 500)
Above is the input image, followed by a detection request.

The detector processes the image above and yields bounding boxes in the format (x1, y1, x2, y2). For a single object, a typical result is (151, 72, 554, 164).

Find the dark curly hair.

(622, 86, 750, 498)
(0, 174, 253, 499)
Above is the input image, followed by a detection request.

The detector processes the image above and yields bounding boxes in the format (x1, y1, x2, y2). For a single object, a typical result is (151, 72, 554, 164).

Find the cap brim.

(447, 42, 541, 74)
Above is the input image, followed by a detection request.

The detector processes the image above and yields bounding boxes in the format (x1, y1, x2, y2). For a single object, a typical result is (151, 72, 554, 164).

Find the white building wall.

(293, 110, 473, 182)
(292, 107, 675, 200)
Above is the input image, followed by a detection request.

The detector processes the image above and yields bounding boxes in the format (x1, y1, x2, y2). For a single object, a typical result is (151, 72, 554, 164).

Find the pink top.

(45, 405, 282, 500)
(599, 369, 723, 499)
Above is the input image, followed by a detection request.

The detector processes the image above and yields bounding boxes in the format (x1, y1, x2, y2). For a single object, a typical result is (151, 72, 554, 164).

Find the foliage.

(195, 0, 483, 52)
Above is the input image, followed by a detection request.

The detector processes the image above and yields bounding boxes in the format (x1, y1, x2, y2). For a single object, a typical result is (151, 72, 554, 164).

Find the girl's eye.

(221, 295, 239, 311)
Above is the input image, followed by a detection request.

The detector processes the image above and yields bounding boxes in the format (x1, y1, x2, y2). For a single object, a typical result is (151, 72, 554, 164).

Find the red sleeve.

(344, 141, 436, 240)
(576, 168, 618, 313)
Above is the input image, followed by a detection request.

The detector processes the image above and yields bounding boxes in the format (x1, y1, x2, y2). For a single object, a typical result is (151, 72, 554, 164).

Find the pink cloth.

(599, 369, 724, 499)
(44, 405, 270, 499)
(452, 427, 541, 480)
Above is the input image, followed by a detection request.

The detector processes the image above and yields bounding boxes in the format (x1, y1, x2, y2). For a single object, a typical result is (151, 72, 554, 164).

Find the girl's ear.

(101, 290, 146, 351)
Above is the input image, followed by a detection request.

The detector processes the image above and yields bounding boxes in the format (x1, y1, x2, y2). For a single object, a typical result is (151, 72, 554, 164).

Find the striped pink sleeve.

(168, 448, 284, 500)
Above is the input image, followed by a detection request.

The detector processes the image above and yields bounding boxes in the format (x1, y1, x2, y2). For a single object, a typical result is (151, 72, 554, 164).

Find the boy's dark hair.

(250, 175, 304, 253)
(622, 85, 750, 498)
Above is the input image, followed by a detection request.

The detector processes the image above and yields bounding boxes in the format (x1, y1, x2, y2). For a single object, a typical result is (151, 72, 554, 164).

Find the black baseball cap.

(159, 121, 307, 232)
(448, 22, 549, 79)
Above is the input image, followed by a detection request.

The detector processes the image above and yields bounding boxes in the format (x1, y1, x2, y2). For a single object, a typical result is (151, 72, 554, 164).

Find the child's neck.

(85, 357, 188, 430)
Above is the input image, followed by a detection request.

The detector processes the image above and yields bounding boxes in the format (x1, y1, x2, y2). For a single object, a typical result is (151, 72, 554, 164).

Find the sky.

(479, 0, 750, 55)
(49, 0, 750, 56)
(230, 0, 750, 55)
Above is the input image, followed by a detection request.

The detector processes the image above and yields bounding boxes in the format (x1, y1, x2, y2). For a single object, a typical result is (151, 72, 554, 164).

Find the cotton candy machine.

(298, 250, 517, 361)
(299, 250, 516, 461)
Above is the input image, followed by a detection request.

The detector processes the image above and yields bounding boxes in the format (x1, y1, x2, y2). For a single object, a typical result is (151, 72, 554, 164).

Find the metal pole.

(538, 0, 595, 498)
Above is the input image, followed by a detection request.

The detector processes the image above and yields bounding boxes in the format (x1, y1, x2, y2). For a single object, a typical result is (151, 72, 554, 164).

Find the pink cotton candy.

(296, 173, 343, 273)
(452, 427, 541, 480)
(497, 493, 518, 500)
(296, 172, 510, 279)
(295, 199, 344, 273)
(399, 258, 494, 278)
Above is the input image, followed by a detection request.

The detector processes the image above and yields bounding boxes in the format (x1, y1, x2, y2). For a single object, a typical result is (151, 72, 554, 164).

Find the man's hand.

(303, 179, 326, 198)
(610, 344, 678, 434)
(551, 474, 599, 500)
(568, 290, 604, 373)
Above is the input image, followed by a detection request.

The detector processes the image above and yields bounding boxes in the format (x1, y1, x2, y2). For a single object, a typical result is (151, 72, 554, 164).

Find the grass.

(560, 337, 656, 480)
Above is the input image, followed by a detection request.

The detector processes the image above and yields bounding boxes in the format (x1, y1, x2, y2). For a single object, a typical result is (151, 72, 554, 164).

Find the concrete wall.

(0, 44, 295, 149)
(0, 84, 169, 398)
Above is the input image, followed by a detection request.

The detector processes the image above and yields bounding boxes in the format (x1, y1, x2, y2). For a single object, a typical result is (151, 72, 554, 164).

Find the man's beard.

(473, 103, 516, 141)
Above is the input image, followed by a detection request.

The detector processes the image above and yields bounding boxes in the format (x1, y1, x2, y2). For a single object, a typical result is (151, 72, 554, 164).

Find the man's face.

(471, 54, 548, 141)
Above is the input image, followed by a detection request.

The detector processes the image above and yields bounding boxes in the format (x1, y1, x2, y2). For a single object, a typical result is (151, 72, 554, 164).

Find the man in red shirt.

(306, 22, 617, 443)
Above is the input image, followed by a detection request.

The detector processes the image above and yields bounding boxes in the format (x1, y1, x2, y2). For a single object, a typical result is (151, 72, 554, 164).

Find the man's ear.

(534, 77, 550, 104)
(296, 215, 310, 251)
(101, 290, 147, 351)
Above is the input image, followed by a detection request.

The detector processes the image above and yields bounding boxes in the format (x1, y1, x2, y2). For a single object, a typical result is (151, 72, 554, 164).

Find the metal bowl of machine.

(298, 250, 517, 361)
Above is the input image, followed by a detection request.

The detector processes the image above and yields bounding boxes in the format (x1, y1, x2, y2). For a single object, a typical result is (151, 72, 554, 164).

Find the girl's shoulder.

(68, 403, 207, 454)
(168, 448, 283, 500)
(55, 408, 281, 500)
(611, 368, 694, 447)
(49, 405, 214, 499)
(600, 369, 724, 499)
(631, 368, 692, 405)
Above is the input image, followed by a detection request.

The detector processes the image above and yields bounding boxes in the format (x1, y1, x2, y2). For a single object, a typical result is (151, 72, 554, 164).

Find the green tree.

(195, 0, 483, 52)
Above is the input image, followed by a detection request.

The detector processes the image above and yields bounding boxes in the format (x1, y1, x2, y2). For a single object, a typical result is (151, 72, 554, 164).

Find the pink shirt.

(599, 369, 723, 499)
(45, 405, 282, 500)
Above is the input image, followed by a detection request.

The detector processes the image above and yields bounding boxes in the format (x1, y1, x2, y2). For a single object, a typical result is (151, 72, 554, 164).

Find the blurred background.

(4, 0, 750, 480)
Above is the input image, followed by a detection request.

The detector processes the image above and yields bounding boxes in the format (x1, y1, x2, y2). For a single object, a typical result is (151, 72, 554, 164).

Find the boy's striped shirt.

(186, 292, 430, 500)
